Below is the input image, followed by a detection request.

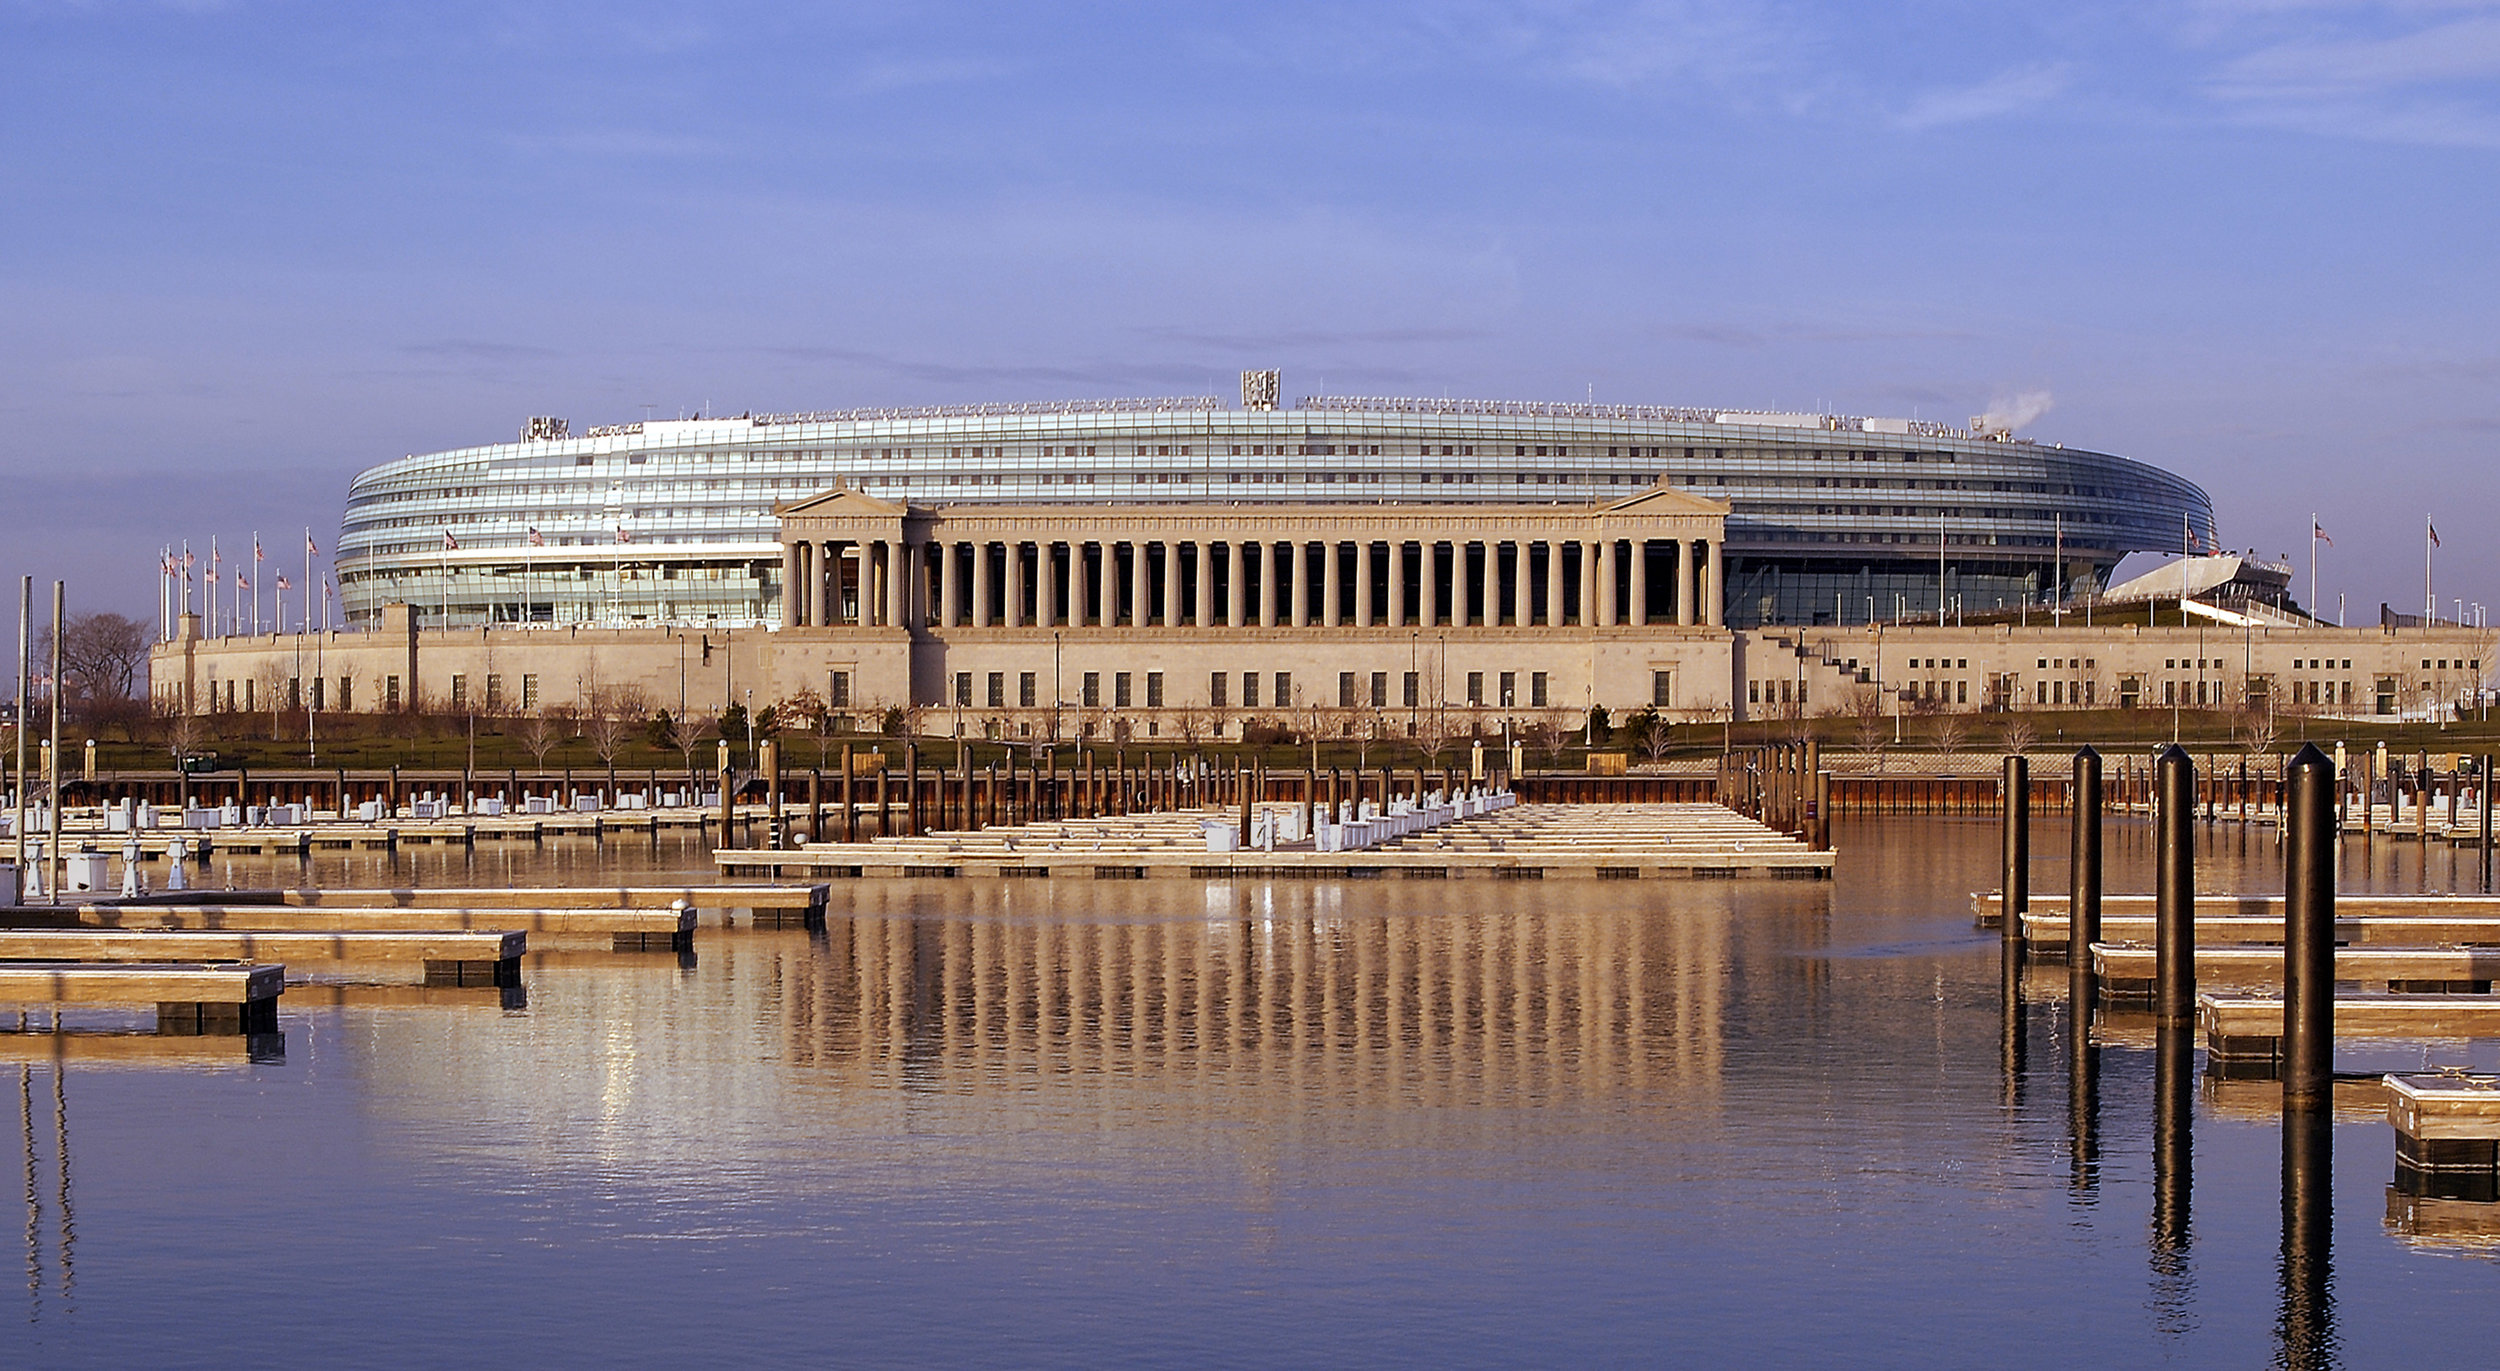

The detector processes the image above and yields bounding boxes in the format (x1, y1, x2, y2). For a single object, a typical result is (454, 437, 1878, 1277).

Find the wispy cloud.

(1896, 63, 2074, 130)
(2195, 4, 2500, 146)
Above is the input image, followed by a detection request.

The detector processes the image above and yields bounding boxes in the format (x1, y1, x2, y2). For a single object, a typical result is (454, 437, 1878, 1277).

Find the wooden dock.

(27, 902, 693, 952)
(2387, 1070, 2500, 1200)
(2201, 993, 2500, 1077)
(0, 1030, 285, 1065)
(275, 884, 827, 923)
(2094, 943, 2500, 996)
(1977, 890, 2500, 928)
(0, 962, 283, 1034)
(2022, 911, 2500, 953)
(717, 803, 1833, 880)
(0, 928, 524, 986)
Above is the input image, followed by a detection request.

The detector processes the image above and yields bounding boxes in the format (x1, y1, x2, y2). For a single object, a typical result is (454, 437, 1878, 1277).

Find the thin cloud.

(502, 130, 728, 159)
(2197, 6, 2500, 146)
(1895, 63, 2074, 130)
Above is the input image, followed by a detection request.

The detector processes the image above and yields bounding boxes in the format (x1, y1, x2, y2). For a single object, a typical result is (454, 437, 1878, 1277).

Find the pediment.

(1600, 483, 1729, 517)
(776, 486, 908, 518)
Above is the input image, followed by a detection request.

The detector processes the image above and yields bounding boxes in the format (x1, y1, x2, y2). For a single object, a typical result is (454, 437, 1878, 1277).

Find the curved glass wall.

(338, 398, 2214, 631)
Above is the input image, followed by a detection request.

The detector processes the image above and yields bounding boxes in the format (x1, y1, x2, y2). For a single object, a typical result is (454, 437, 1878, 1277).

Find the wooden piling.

(2157, 744, 2197, 1030)
(2283, 744, 2336, 1111)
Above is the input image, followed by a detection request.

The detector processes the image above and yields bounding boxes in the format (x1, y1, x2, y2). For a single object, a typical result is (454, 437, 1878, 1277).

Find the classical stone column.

(1195, 539, 1214, 627)
(1258, 541, 1278, 628)
(1289, 541, 1308, 629)
(972, 541, 992, 628)
(1544, 542, 1565, 628)
(1580, 539, 1599, 626)
(1070, 539, 1090, 629)
(1701, 539, 1721, 627)
(1228, 541, 1246, 628)
(1597, 539, 1617, 627)
(1420, 542, 1439, 627)
(1005, 540, 1026, 629)
(1676, 537, 1696, 627)
(1037, 541, 1058, 629)
(1387, 539, 1407, 628)
(937, 542, 959, 628)
(1630, 540, 1649, 626)
(1322, 539, 1343, 628)
(895, 538, 916, 628)
(1479, 541, 1498, 627)
(1129, 543, 1148, 628)
(1355, 540, 1374, 628)
(781, 544, 801, 627)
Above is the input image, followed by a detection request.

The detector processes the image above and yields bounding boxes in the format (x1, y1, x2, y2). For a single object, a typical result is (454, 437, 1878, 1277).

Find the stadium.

(338, 374, 2216, 633)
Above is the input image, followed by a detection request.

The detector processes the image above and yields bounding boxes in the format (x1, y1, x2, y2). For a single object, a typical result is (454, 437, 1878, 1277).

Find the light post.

(1052, 630, 1063, 744)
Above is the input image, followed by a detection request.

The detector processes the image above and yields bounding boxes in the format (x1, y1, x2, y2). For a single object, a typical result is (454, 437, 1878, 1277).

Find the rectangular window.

(1371, 672, 1388, 708)
(1209, 672, 1229, 708)
(1242, 672, 1260, 708)
(1403, 672, 1420, 708)
(385, 675, 402, 709)
(986, 672, 1005, 708)
(1146, 671, 1164, 707)
(484, 674, 503, 710)
(287, 677, 301, 711)
(1338, 671, 1357, 708)
(1530, 672, 1548, 707)
(1115, 672, 1134, 708)
(1274, 672, 1291, 707)
(1082, 672, 1101, 707)
(1653, 671, 1672, 707)
(827, 671, 851, 708)
(1019, 672, 1038, 708)
(519, 674, 537, 709)
(955, 671, 973, 707)
(1467, 671, 1485, 706)
(1499, 671, 1517, 706)
(450, 674, 468, 708)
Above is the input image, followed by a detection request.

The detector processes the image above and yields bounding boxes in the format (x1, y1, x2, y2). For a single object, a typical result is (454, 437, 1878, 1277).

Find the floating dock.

(716, 803, 1833, 880)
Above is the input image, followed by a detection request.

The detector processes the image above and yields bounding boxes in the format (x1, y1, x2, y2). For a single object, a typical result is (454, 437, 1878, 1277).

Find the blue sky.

(3, 1, 2495, 624)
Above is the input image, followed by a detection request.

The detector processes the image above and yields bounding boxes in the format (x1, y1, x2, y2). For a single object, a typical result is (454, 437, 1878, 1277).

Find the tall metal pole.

(2069, 746, 2103, 1016)
(2001, 753, 2029, 953)
(2156, 745, 2197, 1030)
(2282, 744, 2336, 1110)
(12, 577, 25, 896)
(47, 581, 63, 906)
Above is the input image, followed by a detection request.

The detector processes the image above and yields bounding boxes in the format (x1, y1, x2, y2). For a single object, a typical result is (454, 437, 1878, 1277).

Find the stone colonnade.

(779, 490, 1725, 634)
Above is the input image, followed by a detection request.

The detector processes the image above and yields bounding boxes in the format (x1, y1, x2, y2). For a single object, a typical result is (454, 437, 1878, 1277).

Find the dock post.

(762, 739, 782, 849)
(2482, 753, 2494, 891)
(2283, 743, 2336, 1111)
(905, 744, 920, 837)
(841, 746, 857, 843)
(2156, 745, 2197, 1030)
(2070, 746, 2102, 1014)
(2000, 753, 2028, 952)
(716, 740, 733, 852)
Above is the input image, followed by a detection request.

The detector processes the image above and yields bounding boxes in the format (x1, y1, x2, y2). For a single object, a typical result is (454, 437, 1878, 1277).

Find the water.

(5, 816, 2497, 1366)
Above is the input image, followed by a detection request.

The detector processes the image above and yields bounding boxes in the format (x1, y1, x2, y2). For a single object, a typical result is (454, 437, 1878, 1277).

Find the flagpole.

(2427, 518, 2435, 626)
(2309, 514, 2317, 625)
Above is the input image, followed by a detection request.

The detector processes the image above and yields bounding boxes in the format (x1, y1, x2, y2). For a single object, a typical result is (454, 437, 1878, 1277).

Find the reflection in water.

(798, 886, 1739, 1107)
(14, 1061, 72, 1324)
(2067, 1031, 2099, 1202)
(2151, 1027, 2196, 1336)
(2277, 1107, 2336, 1368)
(17, 1066, 32, 1322)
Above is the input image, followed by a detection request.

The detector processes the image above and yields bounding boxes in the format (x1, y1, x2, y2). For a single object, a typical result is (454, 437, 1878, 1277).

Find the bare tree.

(1846, 685, 1888, 767)
(519, 708, 562, 772)
(45, 612, 150, 729)
(583, 684, 650, 770)
(1640, 714, 1675, 765)
(2000, 715, 2039, 760)
(1932, 712, 1970, 763)
(2235, 704, 2277, 760)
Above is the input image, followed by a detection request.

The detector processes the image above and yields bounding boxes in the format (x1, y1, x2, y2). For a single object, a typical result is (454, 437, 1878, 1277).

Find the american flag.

(617, 524, 633, 544)
(528, 527, 545, 547)
(442, 528, 459, 550)
(306, 531, 319, 556)
(2312, 520, 2332, 548)
(2430, 521, 2442, 549)
(276, 573, 291, 591)
(235, 572, 249, 591)
(253, 536, 263, 564)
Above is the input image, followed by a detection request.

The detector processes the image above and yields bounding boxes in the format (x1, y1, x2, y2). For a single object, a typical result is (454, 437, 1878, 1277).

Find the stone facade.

(152, 487, 2497, 736)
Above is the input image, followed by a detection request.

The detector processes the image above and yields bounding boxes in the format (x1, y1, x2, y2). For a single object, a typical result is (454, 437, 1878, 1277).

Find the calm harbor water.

(5, 815, 2498, 1366)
